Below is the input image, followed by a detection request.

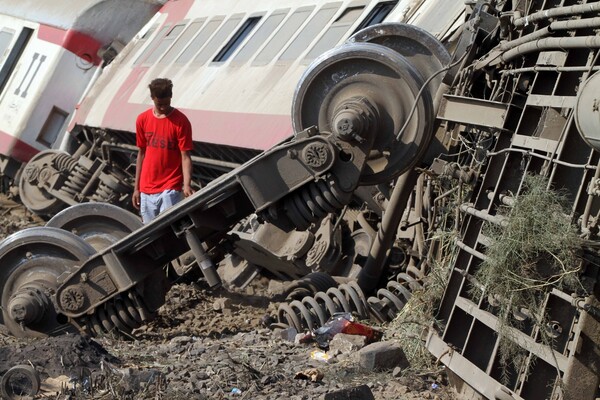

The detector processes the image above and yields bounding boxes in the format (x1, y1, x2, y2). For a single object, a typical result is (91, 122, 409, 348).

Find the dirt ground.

(0, 196, 458, 399)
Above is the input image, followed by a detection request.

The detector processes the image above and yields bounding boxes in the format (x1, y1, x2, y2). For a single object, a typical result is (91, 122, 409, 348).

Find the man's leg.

(140, 192, 161, 223)
(158, 189, 184, 215)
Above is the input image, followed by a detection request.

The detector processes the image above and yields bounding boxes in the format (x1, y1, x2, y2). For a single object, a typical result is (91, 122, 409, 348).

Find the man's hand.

(132, 189, 141, 209)
(183, 184, 195, 198)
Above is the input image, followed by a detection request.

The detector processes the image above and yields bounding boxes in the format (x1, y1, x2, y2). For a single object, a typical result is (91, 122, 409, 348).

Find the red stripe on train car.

(99, 62, 294, 150)
(101, 98, 293, 150)
(0, 130, 39, 163)
(182, 108, 294, 150)
(38, 25, 102, 66)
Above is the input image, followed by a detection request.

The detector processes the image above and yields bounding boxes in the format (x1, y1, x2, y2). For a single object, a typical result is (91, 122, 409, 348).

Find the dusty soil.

(0, 196, 458, 399)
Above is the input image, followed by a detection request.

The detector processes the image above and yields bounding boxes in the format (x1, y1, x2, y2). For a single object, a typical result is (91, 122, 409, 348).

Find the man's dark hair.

(148, 78, 173, 99)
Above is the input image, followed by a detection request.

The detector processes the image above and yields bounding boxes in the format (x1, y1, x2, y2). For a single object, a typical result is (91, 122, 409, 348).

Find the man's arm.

(132, 148, 145, 209)
(181, 150, 194, 197)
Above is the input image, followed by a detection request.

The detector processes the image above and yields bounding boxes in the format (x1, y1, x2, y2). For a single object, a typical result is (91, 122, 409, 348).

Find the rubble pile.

(0, 196, 457, 399)
(0, 195, 43, 236)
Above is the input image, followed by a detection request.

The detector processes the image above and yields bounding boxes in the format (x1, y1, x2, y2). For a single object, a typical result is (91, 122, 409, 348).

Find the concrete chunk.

(329, 333, 367, 354)
(358, 341, 408, 371)
(278, 327, 297, 342)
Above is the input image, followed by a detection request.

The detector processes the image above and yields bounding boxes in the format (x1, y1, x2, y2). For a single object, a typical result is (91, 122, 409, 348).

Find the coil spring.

(79, 291, 153, 337)
(54, 152, 93, 197)
(52, 153, 77, 172)
(62, 165, 93, 197)
(284, 179, 351, 230)
(367, 270, 423, 323)
(91, 180, 117, 203)
(277, 269, 424, 332)
(278, 280, 370, 332)
(284, 272, 338, 301)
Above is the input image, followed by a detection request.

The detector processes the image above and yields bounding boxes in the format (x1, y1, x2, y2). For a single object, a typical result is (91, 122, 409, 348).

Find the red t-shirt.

(136, 108, 193, 194)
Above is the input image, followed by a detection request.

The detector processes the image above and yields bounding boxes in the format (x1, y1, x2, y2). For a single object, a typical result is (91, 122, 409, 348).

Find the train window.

(303, 6, 365, 62)
(144, 24, 186, 65)
(232, 10, 289, 64)
(0, 29, 14, 65)
(253, 7, 315, 65)
(278, 3, 341, 62)
(122, 24, 157, 66)
(193, 15, 243, 65)
(134, 24, 170, 65)
(37, 106, 68, 147)
(176, 17, 224, 65)
(213, 16, 261, 63)
(353, 1, 397, 33)
(0, 27, 32, 96)
(161, 19, 205, 65)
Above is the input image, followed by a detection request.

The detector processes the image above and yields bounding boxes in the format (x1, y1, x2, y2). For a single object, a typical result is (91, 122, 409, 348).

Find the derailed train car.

(0, 0, 165, 205)
(3, 0, 600, 399)
(17, 0, 465, 216)
(423, 1, 600, 399)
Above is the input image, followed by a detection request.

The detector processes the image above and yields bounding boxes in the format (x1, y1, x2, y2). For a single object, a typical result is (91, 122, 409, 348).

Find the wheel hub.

(7, 283, 52, 325)
(332, 97, 378, 143)
(24, 164, 40, 184)
(292, 42, 434, 185)
(19, 150, 66, 216)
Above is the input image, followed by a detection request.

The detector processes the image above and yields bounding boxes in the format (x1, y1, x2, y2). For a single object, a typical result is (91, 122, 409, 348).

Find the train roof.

(0, 0, 167, 41)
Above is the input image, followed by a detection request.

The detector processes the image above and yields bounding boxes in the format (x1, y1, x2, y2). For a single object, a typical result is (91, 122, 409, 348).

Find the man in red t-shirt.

(132, 78, 194, 223)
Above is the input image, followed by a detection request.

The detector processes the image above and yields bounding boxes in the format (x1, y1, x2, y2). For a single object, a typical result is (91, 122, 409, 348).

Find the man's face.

(152, 96, 172, 116)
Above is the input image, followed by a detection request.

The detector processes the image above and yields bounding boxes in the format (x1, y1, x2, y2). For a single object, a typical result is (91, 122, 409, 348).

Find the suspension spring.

(79, 291, 153, 337)
(62, 164, 93, 197)
(277, 280, 370, 332)
(284, 179, 351, 230)
(52, 153, 77, 172)
(284, 272, 339, 301)
(53, 152, 93, 198)
(277, 270, 424, 332)
(91, 180, 117, 203)
(367, 271, 423, 323)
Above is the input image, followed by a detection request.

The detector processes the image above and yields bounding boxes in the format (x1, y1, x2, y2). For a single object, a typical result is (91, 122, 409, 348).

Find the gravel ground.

(0, 196, 458, 399)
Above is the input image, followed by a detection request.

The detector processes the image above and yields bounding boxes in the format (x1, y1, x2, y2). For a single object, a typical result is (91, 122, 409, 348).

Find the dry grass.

(474, 174, 583, 377)
(388, 230, 458, 372)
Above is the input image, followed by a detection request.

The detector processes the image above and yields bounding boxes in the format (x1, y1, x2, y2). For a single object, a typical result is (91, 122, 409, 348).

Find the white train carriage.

(19, 0, 465, 215)
(0, 0, 165, 200)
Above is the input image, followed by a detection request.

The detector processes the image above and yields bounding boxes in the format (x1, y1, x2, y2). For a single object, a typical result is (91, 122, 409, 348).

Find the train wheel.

(292, 42, 434, 185)
(18, 150, 66, 216)
(348, 22, 450, 99)
(0, 227, 96, 337)
(47, 202, 142, 251)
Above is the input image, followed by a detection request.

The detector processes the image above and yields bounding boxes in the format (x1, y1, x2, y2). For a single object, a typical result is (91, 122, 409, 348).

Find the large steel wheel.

(48, 203, 163, 337)
(0, 227, 96, 337)
(348, 23, 450, 99)
(18, 150, 66, 216)
(47, 202, 142, 251)
(292, 42, 434, 185)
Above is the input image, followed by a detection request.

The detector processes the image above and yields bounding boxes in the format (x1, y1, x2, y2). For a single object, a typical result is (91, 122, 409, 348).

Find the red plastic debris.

(312, 312, 382, 348)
